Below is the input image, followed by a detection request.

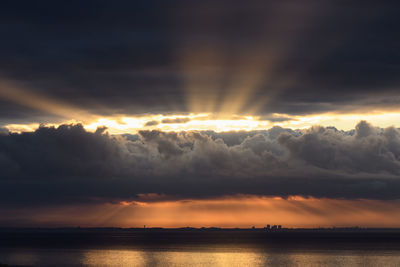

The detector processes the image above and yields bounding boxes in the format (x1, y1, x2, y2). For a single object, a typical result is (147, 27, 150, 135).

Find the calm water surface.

(2, 230, 400, 266)
(2, 248, 400, 266)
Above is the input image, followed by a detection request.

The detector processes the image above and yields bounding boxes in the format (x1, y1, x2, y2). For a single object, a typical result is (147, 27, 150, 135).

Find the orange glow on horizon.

(15, 195, 400, 228)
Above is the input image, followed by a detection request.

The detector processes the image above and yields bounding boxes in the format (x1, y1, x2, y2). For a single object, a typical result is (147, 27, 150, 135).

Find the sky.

(1, 1, 400, 227)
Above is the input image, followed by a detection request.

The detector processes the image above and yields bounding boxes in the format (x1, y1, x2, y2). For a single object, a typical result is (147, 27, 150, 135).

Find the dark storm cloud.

(1, 1, 400, 123)
(1, 121, 400, 208)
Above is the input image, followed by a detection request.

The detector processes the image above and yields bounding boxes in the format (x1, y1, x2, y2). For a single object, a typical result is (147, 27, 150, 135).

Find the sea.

(1, 228, 400, 266)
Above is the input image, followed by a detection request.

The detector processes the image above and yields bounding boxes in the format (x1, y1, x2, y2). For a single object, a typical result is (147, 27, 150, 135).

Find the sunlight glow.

(3, 111, 400, 134)
(0, 80, 93, 121)
(20, 195, 400, 228)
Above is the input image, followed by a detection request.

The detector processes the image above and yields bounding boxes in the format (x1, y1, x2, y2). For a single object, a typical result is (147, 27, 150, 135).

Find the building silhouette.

(265, 224, 282, 231)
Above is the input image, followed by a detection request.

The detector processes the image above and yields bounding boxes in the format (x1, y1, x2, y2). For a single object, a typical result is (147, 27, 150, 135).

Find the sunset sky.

(1, 1, 400, 228)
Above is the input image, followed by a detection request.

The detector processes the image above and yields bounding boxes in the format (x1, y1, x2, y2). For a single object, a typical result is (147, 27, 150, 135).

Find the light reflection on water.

(2, 248, 400, 267)
(82, 250, 267, 266)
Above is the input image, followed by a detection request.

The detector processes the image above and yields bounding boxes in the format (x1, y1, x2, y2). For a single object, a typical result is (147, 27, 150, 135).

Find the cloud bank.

(1, 121, 400, 209)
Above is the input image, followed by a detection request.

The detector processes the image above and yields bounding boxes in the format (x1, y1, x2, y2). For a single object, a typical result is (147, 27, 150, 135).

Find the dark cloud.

(258, 116, 295, 123)
(1, 121, 400, 209)
(0, 1, 400, 123)
(0, 128, 8, 135)
(161, 118, 190, 124)
(144, 120, 159, 126)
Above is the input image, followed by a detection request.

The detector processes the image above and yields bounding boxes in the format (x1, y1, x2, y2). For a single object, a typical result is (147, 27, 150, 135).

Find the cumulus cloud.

(1, 121, 400, 208)
(278, 121, 400, 174)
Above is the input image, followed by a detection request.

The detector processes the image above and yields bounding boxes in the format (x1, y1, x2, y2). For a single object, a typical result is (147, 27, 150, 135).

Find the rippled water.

(2, 230, 400, 266)
(2, 248, 400, 267)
